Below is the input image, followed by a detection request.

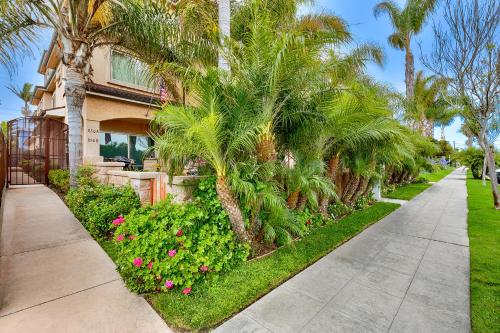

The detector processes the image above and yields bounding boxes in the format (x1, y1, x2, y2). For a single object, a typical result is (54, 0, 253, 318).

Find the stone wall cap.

(94, 162, 125, 167)
(107, 170, 164, 179)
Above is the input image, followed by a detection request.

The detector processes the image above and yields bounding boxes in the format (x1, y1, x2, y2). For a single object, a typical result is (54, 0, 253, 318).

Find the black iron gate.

(7, 117, 68, 185)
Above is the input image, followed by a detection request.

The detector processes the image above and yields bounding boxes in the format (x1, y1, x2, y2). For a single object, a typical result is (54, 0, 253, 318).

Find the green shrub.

(66, 166, 141, 237)
(113, 191, 249, 294)
(353, 195, 372, 210)
(328, 201, 353, 219)
(48, 169, 70, 193)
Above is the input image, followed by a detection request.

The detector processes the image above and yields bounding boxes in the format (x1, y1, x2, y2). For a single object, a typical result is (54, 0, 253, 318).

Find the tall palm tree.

(7, 83, 33, 116)
(0, 0, 121, 186)
(411, 70, 449, 136)
(374, 0, 438, 100)
(435, 109, 457, 141)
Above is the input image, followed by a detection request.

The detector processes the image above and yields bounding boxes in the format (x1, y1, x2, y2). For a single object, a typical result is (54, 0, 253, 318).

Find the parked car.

(496, 168, 500, 183)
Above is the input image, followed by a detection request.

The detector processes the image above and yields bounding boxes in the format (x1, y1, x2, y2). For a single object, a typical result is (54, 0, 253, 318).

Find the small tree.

(7, 83, 33, 116)
(422, 0, 499, 208)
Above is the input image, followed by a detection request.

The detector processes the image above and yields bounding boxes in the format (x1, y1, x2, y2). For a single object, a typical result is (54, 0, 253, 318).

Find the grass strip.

(467, 174, 500, 333)
(384, 183, 431, 200)
(384, 168, 454, 200)
(419, 167, 454, 182)
(146, 202, 399, 331)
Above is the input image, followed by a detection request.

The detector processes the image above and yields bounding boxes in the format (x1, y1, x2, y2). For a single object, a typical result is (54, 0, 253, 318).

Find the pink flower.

(165, 280, 174, 289)
(129, 235, 136, 240)
(112, 215, 125, 226)
(133, 257, 143, 267)
(182, 287, 192, 295)
(176, 229, 183, 237)
(147, 261, 153, 270)
(168, 249, 177, 257)
(116, 234, 125, 242)
(200, 265, 209, 272)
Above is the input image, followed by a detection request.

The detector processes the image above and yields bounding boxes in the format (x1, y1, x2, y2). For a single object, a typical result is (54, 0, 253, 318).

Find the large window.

(99, 132, 153, 167)
(110, 50, 153, 89)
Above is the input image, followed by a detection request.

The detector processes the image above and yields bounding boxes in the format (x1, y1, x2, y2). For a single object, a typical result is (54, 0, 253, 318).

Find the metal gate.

(7, 117, 68, 185)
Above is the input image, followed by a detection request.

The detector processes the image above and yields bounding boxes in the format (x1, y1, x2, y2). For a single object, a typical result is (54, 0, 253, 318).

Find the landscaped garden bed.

(466, 173, 500, 332)
(49, 166, 399, 331)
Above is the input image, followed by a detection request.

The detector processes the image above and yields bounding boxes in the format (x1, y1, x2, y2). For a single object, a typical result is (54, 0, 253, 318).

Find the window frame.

(109, 49, 155, 92)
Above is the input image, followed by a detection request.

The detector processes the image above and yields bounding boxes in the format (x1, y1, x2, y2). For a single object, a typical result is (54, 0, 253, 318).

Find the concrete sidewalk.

(216, 168, 470, 333)
(0, 186, 171, 333)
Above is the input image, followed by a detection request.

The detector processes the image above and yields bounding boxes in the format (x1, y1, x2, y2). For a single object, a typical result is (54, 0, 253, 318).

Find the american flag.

(159, 80, 168, 104)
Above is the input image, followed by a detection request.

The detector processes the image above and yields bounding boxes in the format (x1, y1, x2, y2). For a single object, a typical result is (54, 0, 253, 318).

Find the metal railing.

(0, 128, 6, 198)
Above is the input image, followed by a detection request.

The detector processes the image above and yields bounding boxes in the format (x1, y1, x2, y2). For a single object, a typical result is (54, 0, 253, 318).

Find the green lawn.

(384, 167, 454, 200)
(467, 174, 500, 333)
(384, 183, 432, 200)
(143, 202, 399, 331)
(419, 167, 454, 182)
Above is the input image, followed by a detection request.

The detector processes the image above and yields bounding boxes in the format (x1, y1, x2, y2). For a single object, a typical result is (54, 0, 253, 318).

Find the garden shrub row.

(48, 169, 70, 193)
(113, 177, 249, 294)
(65, 166, 141, 237)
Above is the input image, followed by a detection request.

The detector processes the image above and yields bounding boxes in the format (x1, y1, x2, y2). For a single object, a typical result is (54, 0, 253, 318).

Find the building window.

(110, 50, 153, 89)
(99, 132, 154, 168)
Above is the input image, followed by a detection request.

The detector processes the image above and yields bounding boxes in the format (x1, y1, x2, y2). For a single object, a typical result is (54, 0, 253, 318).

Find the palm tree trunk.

(441, 124, 446, 140)
(345, 175, 361, 204)
(218, 0, 230, 71)
(215, 176, 249, 242)
(297, 193, 307, 211)
(351, 176, 368, 204)
(405, 47, 415, 101)
(65, 67, 85, 187)
(319, 154, 340, 216)
(287, 190, 300, 209)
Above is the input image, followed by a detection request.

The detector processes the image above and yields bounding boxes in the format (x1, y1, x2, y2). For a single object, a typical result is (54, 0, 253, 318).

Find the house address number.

(87, 128, 99, 143)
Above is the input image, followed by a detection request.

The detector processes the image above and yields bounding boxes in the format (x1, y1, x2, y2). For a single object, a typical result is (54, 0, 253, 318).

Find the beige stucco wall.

(90, 46, 158, 95)
(82, 94, 156, 163)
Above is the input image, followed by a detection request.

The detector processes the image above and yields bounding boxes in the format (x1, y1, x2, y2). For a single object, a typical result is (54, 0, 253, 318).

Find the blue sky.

(0, 0, 470, 148)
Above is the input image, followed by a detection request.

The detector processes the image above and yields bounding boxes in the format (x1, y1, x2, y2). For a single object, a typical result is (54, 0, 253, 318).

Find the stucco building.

(31, 36, 162, 167)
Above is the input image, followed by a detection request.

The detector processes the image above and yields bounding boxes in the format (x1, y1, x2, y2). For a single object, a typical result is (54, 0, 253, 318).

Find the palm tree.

(411, 70, 449, 136)
(0, 0, 122, 186)
(152, 71, 264, 242)
(435, 109, 457, 141)
(7, 83, 33, 116)
(374, 0, 438, 100)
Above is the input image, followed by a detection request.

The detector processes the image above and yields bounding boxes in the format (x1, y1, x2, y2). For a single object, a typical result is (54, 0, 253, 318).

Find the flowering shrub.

(66, 166, 140, 237)
(113, 177, 249, 293)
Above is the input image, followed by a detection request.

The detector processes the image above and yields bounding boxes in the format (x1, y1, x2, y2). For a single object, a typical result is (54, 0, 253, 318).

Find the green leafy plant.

(113, 179, 249, 293)
(328, 201, 353, 220)
(65, 166, 140, 237)
(48, 169, 70, 193)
